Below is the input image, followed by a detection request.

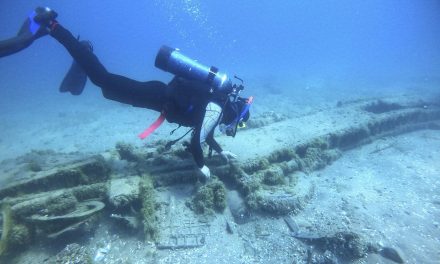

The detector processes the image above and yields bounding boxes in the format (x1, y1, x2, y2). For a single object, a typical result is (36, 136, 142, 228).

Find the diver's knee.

(88, 73, 110, 88)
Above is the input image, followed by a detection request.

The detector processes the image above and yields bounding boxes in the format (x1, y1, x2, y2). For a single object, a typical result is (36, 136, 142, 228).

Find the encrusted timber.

(0, 183, 107, 256)
(257, 180, 315, 215)
(2, 183, 108, 219)
(147, 159, 199, 187)
(329, 108, 440, 150)
(242, 107, 440, 176)
(0, 156, 110, 200)
(211, 163, 316, 215)
(212, 107, 440, 215)
(258, 194, 306, 215)
(211, 163, 255, 196)
(27, 200, 105, 224)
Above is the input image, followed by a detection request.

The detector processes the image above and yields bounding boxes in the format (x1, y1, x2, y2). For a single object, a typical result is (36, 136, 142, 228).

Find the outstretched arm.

(190, 102, 223, 178)
(205, 129, 222, 154)
(0, 9, 49, 58)
(0, 33, 34, 58)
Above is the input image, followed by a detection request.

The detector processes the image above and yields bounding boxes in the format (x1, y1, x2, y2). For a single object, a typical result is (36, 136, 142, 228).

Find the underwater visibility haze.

(1, 1, 439, 98)
(0, 1, 439, 263)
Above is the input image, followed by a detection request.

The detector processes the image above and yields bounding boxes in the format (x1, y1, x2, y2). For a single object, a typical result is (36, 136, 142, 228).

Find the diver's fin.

(59, 40, 92, 96)
(59, 60, 88, 95)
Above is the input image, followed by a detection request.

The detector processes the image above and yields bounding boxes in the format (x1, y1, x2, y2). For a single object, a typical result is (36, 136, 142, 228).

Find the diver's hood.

(221, 97, 251, 137)
(222, 98, 246, 124)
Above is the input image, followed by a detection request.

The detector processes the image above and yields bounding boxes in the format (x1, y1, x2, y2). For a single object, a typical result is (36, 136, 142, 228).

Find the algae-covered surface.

(0, 91, 439, 263)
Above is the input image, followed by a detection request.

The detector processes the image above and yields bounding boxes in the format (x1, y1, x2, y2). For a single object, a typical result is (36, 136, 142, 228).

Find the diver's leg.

(49, 24, 168, 111)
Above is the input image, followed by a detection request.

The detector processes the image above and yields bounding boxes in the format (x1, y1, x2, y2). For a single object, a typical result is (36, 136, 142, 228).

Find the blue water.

(0, 0, 438, 156)
(1, 1, 439, 101)
(0, 0, 438, 158)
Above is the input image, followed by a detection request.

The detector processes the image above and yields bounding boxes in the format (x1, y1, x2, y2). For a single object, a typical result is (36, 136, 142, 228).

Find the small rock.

(294, 231, 368, 259)
(55, 243, 92, 264)
(227, 190, 250, 224)
(295, 218, 312, 229)
(310, 249, 339, 264)
(110, 213, 141, 230)
(283, 215, 299, 234)
(108, 177, 141, 208)
(94, 243, 111, 262)
(380, 246, 405, 263)
(226, 219, 236, 234)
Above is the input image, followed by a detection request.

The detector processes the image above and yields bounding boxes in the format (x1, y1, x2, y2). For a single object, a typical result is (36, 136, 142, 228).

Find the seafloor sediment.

(0, 94, 439, 263)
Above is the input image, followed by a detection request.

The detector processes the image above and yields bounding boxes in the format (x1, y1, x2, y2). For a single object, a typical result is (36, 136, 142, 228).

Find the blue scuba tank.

(155, 45, 233, 94)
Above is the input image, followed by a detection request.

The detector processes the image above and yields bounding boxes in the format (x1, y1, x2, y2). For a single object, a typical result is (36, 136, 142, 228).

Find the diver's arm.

(197, 101, 223, 157)
(201, 102, 239, 161)
(0, 19, 39, 58)
(191, 103, 220, 167)
(190, 102, 222, 178)
(0, 8, 53, 58)
(205, 130, 222, 153)
(191, 127, 223, 166)
(191, 123, 212, 179)
(190, 127, 205, 168)
(200, 102, 222, 142)
(0, 34, 34, 58)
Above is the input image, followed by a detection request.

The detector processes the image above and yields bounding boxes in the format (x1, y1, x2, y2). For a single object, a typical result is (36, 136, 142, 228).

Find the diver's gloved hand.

(17, 7, 56, 39)
(32, 7, 58, 31)
(200, 165, 211, 179)
(220, 150, 237, 162)
(21, 7, 58, 39)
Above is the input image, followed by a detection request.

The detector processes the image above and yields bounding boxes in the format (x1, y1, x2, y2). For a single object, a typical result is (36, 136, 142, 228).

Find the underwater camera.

(155, 45, 245, 99)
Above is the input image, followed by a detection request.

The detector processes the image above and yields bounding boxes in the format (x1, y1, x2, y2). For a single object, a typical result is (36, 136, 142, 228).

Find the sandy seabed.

(1, 82, 439, 263)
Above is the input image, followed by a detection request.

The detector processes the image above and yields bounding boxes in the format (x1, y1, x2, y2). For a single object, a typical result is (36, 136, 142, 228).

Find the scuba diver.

(18, 7, 252, 179)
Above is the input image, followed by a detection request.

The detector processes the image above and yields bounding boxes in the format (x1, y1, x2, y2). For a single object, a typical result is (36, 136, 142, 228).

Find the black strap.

(207, 66, 218, 86)
(208, 146, 213, 158)
(165, 128, 194, 150)
(170, 125, 182, 135)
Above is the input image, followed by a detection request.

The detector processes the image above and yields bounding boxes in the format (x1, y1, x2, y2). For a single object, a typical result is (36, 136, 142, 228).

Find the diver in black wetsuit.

(22, 7, 251, 179)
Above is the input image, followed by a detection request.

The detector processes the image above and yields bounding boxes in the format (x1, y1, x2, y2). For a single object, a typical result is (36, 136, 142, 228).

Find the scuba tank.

(155, 45, 233, 95)
(154, 45, 253, 139)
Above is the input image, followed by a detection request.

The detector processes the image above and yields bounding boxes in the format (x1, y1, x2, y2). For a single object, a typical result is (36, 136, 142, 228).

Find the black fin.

(59, 60, 87, 95)
(59, 40, 92, 96)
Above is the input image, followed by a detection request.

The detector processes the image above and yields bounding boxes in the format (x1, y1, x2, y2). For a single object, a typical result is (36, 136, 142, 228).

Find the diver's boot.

(33, 7, 58, 28)
(16, 7, 57, 39)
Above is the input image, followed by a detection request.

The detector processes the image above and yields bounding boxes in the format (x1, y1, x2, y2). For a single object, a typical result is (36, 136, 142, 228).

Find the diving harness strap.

(138, 111, 194, 150)
(138, 111, 166, 140)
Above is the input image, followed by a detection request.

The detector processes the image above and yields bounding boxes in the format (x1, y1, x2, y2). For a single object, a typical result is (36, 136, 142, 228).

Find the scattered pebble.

(283, 216, 299, 234)
(379, 246, 405, 263)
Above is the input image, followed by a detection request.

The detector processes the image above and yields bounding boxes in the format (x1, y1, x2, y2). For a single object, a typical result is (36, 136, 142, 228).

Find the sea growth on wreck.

(139, 175, 159, 241)
(0, 204, 30, 256)
(190, 179, 227, 215)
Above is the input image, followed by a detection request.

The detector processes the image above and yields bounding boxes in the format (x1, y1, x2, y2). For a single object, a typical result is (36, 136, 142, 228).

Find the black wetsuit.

(50, 24, 222, 168)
